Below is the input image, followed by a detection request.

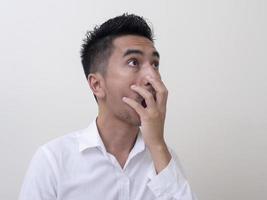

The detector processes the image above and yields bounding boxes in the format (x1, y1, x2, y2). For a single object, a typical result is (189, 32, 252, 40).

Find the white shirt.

(19, 118, 197, 200)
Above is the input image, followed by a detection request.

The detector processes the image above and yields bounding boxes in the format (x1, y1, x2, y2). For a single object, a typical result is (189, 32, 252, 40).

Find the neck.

(96, 112, 139, 156)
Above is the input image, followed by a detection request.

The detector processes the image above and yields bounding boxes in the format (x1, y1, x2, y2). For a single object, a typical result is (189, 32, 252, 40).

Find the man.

(19, 13, 197, 200)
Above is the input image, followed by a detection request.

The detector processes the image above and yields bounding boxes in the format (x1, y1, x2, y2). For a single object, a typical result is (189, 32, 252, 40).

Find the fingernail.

(122, 97, 127, 101)
(131, 85, 136, 89)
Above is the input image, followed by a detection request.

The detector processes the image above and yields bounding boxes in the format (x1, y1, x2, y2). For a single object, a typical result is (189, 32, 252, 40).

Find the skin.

(88, 35, 171, 173)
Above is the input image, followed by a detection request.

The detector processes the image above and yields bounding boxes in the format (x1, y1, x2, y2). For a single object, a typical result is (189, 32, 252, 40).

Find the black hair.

(80, 13, 154, 101)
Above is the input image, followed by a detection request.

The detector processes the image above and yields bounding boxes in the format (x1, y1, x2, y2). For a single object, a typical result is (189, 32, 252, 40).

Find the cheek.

(106, 83, 128, 101)
(110, 86, 138, 105)
(105, 74, 137, 99)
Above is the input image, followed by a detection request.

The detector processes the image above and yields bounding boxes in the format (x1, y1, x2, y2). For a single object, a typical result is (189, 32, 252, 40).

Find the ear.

(87, 73, 106, 99)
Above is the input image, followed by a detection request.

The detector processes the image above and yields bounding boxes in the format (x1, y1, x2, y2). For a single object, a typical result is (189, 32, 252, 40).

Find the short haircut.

(80, 13, 154, 101)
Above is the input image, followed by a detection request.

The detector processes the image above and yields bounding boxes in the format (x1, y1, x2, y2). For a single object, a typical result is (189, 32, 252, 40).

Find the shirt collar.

(77, 118, 145, 155)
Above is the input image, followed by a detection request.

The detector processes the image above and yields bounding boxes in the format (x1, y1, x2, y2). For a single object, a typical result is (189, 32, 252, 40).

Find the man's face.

(101, 35, 161, 126)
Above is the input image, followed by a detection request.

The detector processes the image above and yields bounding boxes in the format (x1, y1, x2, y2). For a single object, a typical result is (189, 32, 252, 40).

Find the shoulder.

(36, 127, 87, 163)
(42, 129, 81, 151)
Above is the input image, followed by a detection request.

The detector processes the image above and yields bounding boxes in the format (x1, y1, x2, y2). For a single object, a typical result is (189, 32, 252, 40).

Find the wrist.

(147, 140, 172, 174)
(147, 140, 168, 152)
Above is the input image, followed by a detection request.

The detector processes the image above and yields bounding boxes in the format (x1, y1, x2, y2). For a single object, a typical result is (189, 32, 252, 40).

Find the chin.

(126, 114, 141, 127)
(132, 118, 141, 127)
(119, 109, 141, 127)
(129, 109, 142, 126)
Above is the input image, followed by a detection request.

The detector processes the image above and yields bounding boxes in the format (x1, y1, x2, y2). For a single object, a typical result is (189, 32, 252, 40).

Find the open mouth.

(140, 93, 156, 108)
(134, 89, 156, 109)
(141, 99, 147, 108)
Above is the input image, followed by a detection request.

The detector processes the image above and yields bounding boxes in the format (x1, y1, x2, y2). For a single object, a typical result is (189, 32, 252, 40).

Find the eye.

(128, 58, 139, 67)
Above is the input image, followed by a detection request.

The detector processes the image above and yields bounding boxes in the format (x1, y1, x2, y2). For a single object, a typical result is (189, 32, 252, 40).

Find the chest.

(56, 151, 156, 200)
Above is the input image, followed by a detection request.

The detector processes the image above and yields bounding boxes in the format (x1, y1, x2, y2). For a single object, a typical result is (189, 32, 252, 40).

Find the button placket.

(120, 174, 130, 200)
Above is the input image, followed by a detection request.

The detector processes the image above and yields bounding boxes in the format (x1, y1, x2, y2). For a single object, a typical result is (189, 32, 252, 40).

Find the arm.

(122, 75, 197, 199)
(147, 147, 197, 200)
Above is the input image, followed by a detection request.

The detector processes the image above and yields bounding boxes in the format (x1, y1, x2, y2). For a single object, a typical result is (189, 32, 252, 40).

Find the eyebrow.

(123, 49, 160, 59)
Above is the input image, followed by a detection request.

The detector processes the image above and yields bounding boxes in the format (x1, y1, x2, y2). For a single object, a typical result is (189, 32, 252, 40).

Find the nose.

(139, 64, 160, 89)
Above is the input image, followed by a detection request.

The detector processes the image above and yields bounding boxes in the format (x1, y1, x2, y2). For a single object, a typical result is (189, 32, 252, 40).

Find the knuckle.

(165, 89, 168, 96)
(162, 88, 168, 95)
(158, 89, 165, 95)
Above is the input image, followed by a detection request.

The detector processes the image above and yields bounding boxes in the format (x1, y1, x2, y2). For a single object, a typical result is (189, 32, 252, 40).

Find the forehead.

(112, 35, 156, 55)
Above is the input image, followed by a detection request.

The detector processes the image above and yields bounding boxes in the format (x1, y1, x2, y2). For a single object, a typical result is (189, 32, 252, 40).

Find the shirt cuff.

(147, 157, 179, 197)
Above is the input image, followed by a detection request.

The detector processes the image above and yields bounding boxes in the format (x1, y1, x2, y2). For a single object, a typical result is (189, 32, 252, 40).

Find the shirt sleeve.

(147, 148, 197, 200)
(19, 146, 57, 200)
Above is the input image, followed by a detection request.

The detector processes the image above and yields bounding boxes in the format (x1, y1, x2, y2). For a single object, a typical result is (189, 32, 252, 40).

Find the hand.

(122, 76, 171, 173)
(122, 75, 168, 148)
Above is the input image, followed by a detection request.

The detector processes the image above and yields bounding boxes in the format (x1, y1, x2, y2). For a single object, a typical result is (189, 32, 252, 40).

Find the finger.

(146, 76, 168, 106)
(122, 97, 145, 116)
(130, 85, 156, 108)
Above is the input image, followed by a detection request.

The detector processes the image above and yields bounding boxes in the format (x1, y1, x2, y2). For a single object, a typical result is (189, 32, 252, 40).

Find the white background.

(0, 0, 266, 199)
